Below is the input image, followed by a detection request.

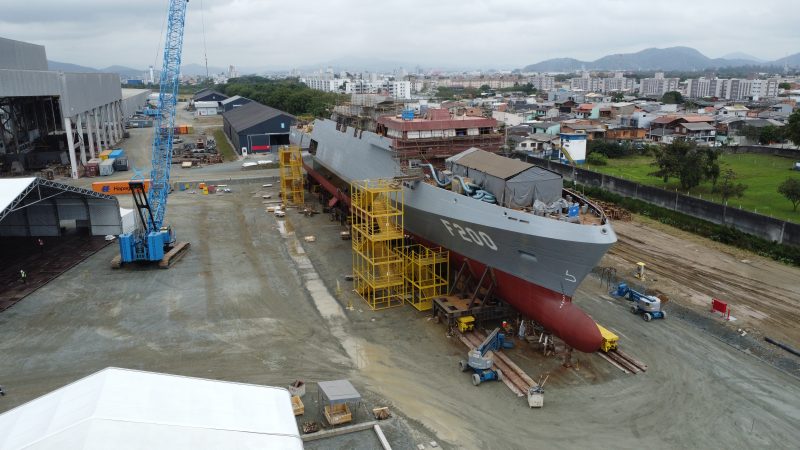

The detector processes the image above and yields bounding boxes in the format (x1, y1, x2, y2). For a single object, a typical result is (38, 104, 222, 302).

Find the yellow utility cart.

(596, 324, 619, 353)
(457, 315, 475, 333)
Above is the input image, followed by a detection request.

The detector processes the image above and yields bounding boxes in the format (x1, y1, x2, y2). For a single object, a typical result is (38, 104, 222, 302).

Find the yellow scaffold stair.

(279, 146, 304, 206)
(350, 179, 405, 310)
(401, 244, 449, 311)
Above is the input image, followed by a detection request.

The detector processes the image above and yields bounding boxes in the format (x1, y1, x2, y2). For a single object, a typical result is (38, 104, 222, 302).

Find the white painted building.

(558, 133, 587, 164)
(300, 76, 348, 93)
(389, 80, 412, 99)
(686, 77, 780, 100)
(527, 75, 555, 91)
(492, 110, 524, 126)
(639, 72, 680, 96)
(193, 101, 219, 116)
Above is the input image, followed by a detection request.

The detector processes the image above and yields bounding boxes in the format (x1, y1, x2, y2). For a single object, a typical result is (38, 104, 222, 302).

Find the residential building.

(492, 110, 524, 126)
(717, 105, 749, 118)
(560, 120, 607, 140)
(639, 72, 680, 97)
(510, 133, 559, 153)
(526, 75, 555, 91)
(674, 122, 716, 144)
(558, 133, 588, 163)
(301, 76, 347, 93)
(686, 77, 726, 98)
(530, 121, 561, 135)
(605, 127, 647, 141)
(686, 77, 780, 100)
(569, 71, 635, 93)
(389, 80, 412, 99)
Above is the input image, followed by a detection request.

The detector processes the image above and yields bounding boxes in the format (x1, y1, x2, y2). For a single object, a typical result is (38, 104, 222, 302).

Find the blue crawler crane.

(614, 282, 666, 322)
(459, 328, 513, 386)
(115, 0, 190, 268)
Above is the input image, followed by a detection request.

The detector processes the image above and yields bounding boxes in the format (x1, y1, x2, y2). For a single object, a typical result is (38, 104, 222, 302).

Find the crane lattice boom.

(149, 0, 188, 230)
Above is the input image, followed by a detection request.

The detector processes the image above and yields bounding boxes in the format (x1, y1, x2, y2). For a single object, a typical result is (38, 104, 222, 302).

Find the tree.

(661, 91, 683, 104)
(785, 109, 800, 147)
(712, 169, 747, 202)
(759, 125, 784, 144)
(479, 84, 491, 92)
(778, 178, 800, 212)
(610, 91, 625, 102)
(650, 139, 720, 190)
(779, 82, 792, 90)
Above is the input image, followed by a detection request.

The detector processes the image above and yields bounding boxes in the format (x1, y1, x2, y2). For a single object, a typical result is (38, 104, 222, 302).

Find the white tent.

(0, 368, 303, 450)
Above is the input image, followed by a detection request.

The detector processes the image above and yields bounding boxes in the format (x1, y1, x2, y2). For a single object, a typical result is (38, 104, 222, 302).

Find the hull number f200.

(440, 219, 498, 251)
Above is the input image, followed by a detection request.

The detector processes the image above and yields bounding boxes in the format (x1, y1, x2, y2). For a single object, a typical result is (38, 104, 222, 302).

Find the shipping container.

(99, 159, 115, 176)
(85, 164, 99, 177)
(92, 179, 151, 195)
(113, 157, 129, 171)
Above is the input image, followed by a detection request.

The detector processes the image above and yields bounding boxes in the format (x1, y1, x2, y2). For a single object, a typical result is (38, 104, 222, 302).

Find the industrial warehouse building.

(121, 88, 151, 118)
(0, 36, 127, 179)
(0, 177, 122, 311)
(193, 100, 219, 116)
(222, 102, 295, 154)
(192, 88, 228, 103)
(220, 95, 252, 112)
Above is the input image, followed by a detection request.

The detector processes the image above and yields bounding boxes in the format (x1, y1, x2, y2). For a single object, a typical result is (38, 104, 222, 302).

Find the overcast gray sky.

(0, 0, 797, 71)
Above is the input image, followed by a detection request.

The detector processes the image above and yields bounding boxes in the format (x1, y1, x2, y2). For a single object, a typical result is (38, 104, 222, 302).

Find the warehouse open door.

(0, 177, 122, 311)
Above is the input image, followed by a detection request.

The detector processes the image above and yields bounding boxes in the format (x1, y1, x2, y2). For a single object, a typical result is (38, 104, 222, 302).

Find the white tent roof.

(0, 177, 35, 212)
(0, 368, 303, 450)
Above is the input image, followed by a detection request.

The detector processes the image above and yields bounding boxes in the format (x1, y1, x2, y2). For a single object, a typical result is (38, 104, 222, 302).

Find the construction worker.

(19, 269, 27, 284)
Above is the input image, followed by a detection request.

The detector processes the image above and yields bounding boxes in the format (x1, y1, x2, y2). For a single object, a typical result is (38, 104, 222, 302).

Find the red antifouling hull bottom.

(423, 238, 603, 353)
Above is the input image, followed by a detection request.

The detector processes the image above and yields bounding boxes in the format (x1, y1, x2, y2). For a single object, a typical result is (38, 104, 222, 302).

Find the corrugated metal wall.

(59, 72, 122, 116)
(121, 89, 151, 117)
(0, 37, 47, 71)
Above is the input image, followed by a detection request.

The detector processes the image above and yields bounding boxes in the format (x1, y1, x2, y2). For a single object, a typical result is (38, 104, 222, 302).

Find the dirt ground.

(3, 119, 800, 448)
(604, 217, 800, 349)
(1, 184, 798, 449)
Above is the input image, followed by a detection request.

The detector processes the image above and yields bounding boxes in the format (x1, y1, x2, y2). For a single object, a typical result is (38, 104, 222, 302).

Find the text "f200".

(440, 219, 498, 251)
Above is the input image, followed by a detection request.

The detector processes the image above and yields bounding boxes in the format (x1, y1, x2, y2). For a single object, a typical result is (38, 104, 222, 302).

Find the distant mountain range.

(47, 60, 227, 78)
(522, 46, 800, 72)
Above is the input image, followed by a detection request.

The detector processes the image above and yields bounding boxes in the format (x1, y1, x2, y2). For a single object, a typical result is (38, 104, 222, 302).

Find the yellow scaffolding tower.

(350, 179, 405, 310)
(279, 146, 304, 206)
(401, 244, 449, 311)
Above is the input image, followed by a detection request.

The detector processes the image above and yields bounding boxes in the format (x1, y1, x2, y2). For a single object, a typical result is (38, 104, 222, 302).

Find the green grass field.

(585, 153, 800, 221)
(212, 128, 237, 162)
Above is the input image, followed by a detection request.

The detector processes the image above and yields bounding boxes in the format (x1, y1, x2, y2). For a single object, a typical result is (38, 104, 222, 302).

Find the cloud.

(0, 0, 796, 71)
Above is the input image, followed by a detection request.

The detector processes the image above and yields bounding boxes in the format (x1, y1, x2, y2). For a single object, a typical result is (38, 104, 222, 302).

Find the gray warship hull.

(297, 119, 617, 352)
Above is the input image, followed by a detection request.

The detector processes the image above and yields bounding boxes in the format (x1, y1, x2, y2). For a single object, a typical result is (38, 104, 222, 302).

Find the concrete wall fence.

(523, 156, 800, 247)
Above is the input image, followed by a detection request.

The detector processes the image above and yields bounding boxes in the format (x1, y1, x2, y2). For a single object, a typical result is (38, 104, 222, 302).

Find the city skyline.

(0, 0, 797, 71)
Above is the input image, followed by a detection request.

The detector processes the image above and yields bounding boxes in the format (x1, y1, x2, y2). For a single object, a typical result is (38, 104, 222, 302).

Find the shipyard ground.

(1, 180, 799, 449)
